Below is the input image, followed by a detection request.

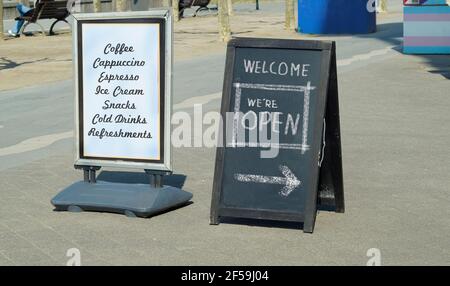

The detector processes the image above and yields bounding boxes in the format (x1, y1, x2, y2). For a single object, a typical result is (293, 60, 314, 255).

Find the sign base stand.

(51, 168, 193, 218)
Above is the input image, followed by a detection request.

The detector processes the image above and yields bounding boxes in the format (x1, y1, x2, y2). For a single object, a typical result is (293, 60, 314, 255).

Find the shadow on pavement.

(355, 22, 450, 80)
(0, 57, 49, 71)
(97, 171, 187, 189)
(219, 217, 304, 230)
(357, 22, 403, 47)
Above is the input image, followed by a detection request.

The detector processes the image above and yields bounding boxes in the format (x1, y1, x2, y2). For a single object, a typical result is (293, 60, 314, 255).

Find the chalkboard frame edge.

(210, 42, 237, 225)
(210, 37, 335, 233)
(228, 37, 333, 51)
(302, 44, 334, 233)
(324, 42, 345, 213)
(219, 207, 304, 222)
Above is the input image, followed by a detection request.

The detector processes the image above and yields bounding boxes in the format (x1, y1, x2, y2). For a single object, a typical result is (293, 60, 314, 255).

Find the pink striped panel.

(404, 13, 450, 21)
(404, 36, 450, 46)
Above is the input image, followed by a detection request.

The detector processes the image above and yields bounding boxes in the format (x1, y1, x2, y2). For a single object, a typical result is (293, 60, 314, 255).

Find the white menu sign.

(80, 22, 161, 161)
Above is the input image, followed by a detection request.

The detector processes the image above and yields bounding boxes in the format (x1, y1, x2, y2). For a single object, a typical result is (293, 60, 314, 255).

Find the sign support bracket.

(145, 169, 172, 189)
(53, 166, 191, 218)
(75, 165, 101, 184)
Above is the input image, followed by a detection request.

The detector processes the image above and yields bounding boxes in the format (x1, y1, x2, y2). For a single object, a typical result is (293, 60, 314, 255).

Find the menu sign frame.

(73, 10, 172, 172)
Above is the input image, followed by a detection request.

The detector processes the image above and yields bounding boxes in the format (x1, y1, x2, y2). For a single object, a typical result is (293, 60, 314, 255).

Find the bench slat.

(43, 3, 69, 8)
(38, 1, 69, 20)
(20, 0, 70, 33)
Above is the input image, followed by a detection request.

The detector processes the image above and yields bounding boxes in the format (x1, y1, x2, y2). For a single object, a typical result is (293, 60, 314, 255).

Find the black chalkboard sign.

(210, 38, 344, 233)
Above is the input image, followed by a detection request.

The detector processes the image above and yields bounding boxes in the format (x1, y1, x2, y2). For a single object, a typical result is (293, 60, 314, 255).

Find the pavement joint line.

(23, 213, 113, 265)
(0, 131, 73, 157)
(173, 46, 399, 108)
(0, 221, 59, 264)
(173, 92, 222, 110)
(0, 46, 399, 157)
(337, 46, 396, 67)
(0, 249, 15, 265)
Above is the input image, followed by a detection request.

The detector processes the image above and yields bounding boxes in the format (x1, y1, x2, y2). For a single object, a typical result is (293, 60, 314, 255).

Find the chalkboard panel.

(210, 38, 343, 233)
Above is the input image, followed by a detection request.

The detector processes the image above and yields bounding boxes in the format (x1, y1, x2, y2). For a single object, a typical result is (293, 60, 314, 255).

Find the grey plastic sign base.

(51, 181, 193, 218)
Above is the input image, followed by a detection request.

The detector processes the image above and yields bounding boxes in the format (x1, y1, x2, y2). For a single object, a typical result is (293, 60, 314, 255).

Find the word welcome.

(243, 59, 310, 77)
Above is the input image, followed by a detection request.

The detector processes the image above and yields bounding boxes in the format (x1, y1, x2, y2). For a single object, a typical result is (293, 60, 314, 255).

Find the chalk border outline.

(230, 82, 316, 153)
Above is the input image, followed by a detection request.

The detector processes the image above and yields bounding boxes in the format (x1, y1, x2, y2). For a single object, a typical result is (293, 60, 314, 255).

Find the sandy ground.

(0, 6, 307, 91)
(0, 2, 401, 92)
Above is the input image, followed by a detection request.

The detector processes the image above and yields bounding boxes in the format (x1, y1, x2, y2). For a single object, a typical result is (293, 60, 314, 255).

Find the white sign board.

(73, 11, 172, 171)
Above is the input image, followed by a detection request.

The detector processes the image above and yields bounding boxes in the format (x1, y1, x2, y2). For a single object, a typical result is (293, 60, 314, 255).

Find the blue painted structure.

(297, 0, 377, 34)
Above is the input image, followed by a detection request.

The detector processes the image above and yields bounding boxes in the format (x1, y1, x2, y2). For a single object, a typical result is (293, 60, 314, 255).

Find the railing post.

(285, 0, 295, 30)
(93, 0, 101, 12)
(0, 0, 4, 40)
(172, 0, 179, 22)
(218, 0, 231, 42)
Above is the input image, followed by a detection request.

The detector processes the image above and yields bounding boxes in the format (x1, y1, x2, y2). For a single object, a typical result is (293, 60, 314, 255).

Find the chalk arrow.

(234, 165, 301, 197)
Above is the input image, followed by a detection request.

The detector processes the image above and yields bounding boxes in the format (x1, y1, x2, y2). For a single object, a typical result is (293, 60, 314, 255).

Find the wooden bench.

(179, 0, 217, 18)
(15, 0, 70, 36)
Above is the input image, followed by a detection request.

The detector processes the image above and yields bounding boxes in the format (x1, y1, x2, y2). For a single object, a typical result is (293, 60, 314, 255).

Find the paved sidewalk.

(0, 1, 404, 92)
(0, 0, 449, 265)
(0, 1, 302, 91)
